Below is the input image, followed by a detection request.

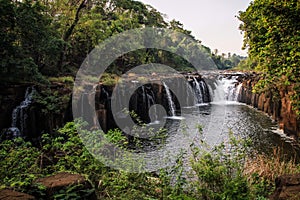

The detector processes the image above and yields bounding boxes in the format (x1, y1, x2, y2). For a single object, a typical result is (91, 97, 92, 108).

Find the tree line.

(1, 0, 244, 84)
(238, 0, 300, 115)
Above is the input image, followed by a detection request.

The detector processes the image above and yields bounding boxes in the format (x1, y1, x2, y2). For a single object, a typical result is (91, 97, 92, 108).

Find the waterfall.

(162, 82, 176, 116)
(142, 85, 158, 122)
(8, 86, 36, 137)
(210, 75, 242, 103)
(186, 81, 196, 106)
(193, 77, 203, 104)
(147, 91, 158, 122)
(191, 77, 211, 105)
(200, 80, 211, 103)
(141, 85, 146, 107)
(101, 87, 109, 99)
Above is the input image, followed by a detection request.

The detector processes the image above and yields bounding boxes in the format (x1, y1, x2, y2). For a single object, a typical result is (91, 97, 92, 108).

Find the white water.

(8, 86, 36, 137)
(147, 90, 158, 122)
(210, 76, 243, 104)
(140, 73, 299, 171)
(193, 77, 203, 104)
(162, 82, 176, 116)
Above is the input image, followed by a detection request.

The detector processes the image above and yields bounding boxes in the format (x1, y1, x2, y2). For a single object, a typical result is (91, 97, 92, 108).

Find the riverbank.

(236, 72, 300, 140)
(1, 121, 299, 199)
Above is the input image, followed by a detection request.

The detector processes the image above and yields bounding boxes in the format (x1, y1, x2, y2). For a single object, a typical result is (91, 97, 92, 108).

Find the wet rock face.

(238, 73, 300, 139)
(3, 72, 298, 141)
(92, 74, 210, 132)
(270, 174, 300, 200)
(0, 84, 30, 131)
(0, 84, 73, 141)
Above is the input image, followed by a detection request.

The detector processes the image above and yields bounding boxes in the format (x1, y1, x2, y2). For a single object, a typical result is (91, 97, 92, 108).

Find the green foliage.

(190, 131, 253, 199)
(238, 0, 300, 115)
(0, 138, 41, 191)
(0, 0, 62, 82)
(248, 173, 274, 198)
(100, 73, 119, 86)
(53, 183, 95, 200)
(1, 121, 299, 199)
(1, 0, 249, 87)
(48, 76, 74, 84)
(211, 52, 246, 70)
(234, 57, 257, 71)
(1, 0, 247, 84)
(106, 128, 128, 146)
(33, 87, 71, 114)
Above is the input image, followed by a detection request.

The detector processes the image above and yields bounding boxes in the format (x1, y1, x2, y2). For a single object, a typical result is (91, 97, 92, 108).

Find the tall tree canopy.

(239, 0, 300, 114)
(0, 0, 62, 82)
(1, 0, 243, 83)
(0, 0, 172, 80)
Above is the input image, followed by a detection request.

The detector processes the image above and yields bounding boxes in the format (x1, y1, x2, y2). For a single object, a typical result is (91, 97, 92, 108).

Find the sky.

(138, 0, 252, 56)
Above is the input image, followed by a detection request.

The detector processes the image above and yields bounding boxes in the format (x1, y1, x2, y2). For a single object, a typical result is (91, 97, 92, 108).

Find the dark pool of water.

(136, 102, 299, 162)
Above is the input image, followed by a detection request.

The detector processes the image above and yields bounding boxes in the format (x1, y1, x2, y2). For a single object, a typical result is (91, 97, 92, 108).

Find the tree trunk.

(57, 0, 87, 72)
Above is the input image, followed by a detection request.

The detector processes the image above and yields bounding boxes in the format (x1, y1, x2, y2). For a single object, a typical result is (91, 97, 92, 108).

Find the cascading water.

(210, 75, 242, 103)
(141, 85, 146, 107)
(146, 90, 158, 122)
(141, 85, 158, 122)
(200, 80, 210, 103)
(7, 86, 36, 137)
(162, 81, 176, 116)
(191, 77, 210, 104)
(192, 77, 204, 104)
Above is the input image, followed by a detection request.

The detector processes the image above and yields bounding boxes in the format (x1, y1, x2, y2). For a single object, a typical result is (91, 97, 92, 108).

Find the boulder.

(238, 74, 300, 139)
(270, 174, 300, 200)
(0, 189, 35, 200)
(35, 172, 96, 199)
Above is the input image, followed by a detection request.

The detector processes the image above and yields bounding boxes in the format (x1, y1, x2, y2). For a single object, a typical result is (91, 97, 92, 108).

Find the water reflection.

(143, 103, 300, 161)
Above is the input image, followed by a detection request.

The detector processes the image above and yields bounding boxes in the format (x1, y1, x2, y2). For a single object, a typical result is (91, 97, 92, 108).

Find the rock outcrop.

(35, 172, 97, 199)
(0, 189, 35, 200)
(238, 73, 300, 139)
(0, 83, 72, 141)
(0, 172, 97, 200)
(270, 174, 300, 200)
(80, 74, 208, 132)
(0, 84, 30, 131)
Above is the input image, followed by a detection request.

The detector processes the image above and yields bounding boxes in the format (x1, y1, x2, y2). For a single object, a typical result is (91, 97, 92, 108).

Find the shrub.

(0, 122, 299, 199)
(190, 131, 252, 199)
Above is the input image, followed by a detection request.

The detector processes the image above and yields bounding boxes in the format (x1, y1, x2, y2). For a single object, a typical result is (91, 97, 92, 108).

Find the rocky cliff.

(238, 73, 300, 139)
(0, 83, 73, 141)
(2, 72, 299, 141)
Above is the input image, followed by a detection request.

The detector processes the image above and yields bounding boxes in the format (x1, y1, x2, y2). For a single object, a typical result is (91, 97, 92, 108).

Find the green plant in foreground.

(1, 121, 299, 199)
(0, 137, 50, 198)
(53, 183, 95, 200)
(190, 131, 252, 199)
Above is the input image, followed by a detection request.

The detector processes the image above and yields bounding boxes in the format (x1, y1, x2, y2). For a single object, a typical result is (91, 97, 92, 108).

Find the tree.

(0, 0, 61, 81)
(0, 0, 17, 75)
(238, 0, 300, 114)
(54, 0, 88, 71)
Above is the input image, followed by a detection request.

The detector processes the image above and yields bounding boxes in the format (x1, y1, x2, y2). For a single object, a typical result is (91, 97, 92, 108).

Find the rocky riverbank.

(237, 72, 300, 140)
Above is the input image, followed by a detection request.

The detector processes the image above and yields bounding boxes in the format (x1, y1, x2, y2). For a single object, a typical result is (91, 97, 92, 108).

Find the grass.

(100, 73, 119, 86)
(48, 76, 74, 84)
(244, 147, 300, 182)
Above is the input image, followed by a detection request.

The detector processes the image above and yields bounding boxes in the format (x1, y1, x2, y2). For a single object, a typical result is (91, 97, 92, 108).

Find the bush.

(48, 76, 74, 84)
(190, 131, 252, 199)
(0, 137, 42, 192)
(0, 122, 299, 199)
